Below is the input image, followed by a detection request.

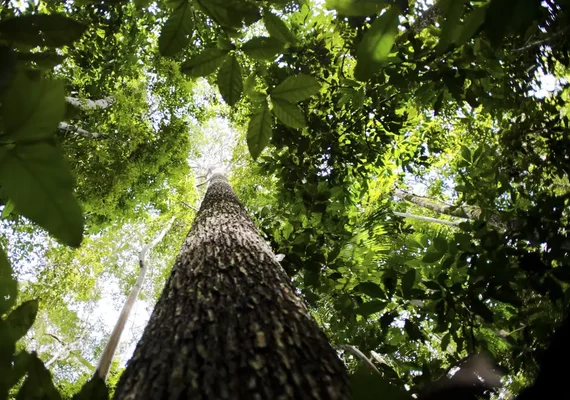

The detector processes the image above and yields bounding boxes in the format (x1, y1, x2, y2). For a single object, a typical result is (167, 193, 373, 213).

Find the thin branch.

(58, 122, 108, 139)
(393, 211, 461, 227)
(334, 345, 382, 376)
(181, 201, 199, 212)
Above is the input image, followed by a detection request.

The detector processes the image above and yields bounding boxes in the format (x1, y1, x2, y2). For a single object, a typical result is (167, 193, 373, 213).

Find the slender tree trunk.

(393, 211, 461, 227)
(95, 216, 176, 380)
(58, 122, 108, 139)
(113, 174, 349, 400)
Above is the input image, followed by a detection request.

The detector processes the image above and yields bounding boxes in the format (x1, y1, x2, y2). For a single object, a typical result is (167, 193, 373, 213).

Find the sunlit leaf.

(0, 143, 83, 247)
(270, 97, 306, 129)
(217, 54, 243, 106)
(158, 2, 194, 57)
(0, 14, 87, 47)
(271, 74, 321, 103)
(247, 99, 272, 160)
(181, 48, 229, 77)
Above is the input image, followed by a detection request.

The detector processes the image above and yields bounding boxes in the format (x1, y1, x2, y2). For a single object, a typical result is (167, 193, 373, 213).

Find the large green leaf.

(0, 143, 83, 247)
(247, 100, 272, 160)
(263, 12, 296, 44)
(401, 269, 416, 299)
(357, 300, 387, 317)
(217, 54, 243, 106)
(72, 376, 108, 400)
(241, 36, 284, 60)
(351, 366, 413, 400)
(354, 5, 401, 81)
(181, 48, 229, 77)
(0, 247, 16, 316)
(271, 74, 321, 103)
(5, 300, 38, 344)
(436, 0, 468, 49)
(354, 282, 385, 299)
(0, 14, 87, 47)
(158, 2, 194, 57)
(455, 5, 488, 46)
(270, 97, 306, 129)
(1, 72, 65, 141)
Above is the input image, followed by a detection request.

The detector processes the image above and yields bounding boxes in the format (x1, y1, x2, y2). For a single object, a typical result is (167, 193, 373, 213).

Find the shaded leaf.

(247, 100, 272, 159)
(0, 247, 16, 316)
(354, 5, 401, 81)
(434, 237, 448, 253)
(263, 12, 296, 44)
(455, 5, 488, 46)
(242, 36, 284, 60)
(401, 269, 416, 299)
(271, 74, 321, 103)
(354, 282, 385, 299)
(404, 319, 425, 342)
(440, 332, 451, 351)
(17, 52, 66, 69)
(217, 54, 243, 106)
(470, 298, 494, 323)
(0, 14, 87, 47)
(16, 352, 61, 400)
(270, 97, 306, 129)
(423, 250, 444, 263)
(326, 0, 389, 16)
(357, 300, 387, 317)
(181, 48, 229, 77)
(73, 376, 108, 400)
(158, 2, 194, 57)
(1, 71, 65, 141)
(5, 300, 38, 344)
(0, 143, 83, 247)
(351, 366, 413, 400)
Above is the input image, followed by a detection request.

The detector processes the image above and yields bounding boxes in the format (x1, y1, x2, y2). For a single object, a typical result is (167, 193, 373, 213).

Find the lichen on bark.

(113, 173, 349, 400)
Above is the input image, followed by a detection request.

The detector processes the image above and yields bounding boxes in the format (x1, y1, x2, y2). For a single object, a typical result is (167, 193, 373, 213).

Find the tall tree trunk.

(113, 174, 349, 400)
(95, 216, 176, 380)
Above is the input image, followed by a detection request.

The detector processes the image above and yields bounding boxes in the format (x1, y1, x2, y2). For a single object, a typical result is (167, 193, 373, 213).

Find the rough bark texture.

(113, 174, 349, 400)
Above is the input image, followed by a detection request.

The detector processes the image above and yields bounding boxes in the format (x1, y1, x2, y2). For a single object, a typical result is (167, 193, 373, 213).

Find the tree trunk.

(58, 122, 108, 139)
(113, 174, 349, 400)
(95, 216, 176, 380)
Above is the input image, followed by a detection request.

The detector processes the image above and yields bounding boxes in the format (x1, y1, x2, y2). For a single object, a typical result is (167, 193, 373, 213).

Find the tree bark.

(393, 211, 461, 227)
(58, 122, 108, 139)
(113, 174, 349, 400)
(95, 216, 176, 380)
(65, 96, 114, 111)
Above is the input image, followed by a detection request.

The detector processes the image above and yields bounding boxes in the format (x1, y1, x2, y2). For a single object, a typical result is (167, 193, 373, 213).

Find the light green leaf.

(0, 247, 17, 316)
(247, 100, 272, 160)
(325, 0, 389, 16)
(1, 200, 15, 219)
(354, 5, 401, 81)
(270, 97, 306, 129)
(158, 2, 194, 57)
(181, 48, 229, 77)
(0, 143, 83, 247)
(0, 14, 87, 47)
(263, 12, 296, 44)
(1, 71, 65, 141)
(241, 36, 284, 60)
(271, 74, 321, 103)
(217, 54, 243, 106)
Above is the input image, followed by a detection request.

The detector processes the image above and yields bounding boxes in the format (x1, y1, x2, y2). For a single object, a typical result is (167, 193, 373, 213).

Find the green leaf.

(437, 0, 468, 46)
(5, 300, 38, 344)
(241, 36, 284, 60)
(0, 247, 17, 316)
(246, 100, 272, 160)
(326, 0, 389, 16)
(1, 72, 65, 141)
(72, 376, 108, 400)
(422, 250, 443, 263)
(134, 0, 152, 9)
(263, 12, 296, 44)
(271, 74, 321, 103)
(158, 2, 194, 57)
(455, 5, 487, 46)
(354, 282, 385, 299)
(460, 145, 472, 162)
(354, 5, 401, 81)
(470, 298, 494, 323)
(433, 237, 448, 253)
(357, 300, 387, 317)
(0, 143, 83, 247)
(270, 97, 306, 129)
(217, 54, 243, 106)
(401, 269, 416, 299)
(1, 200, 15, 219)
(181, 48, 229, 77)
(350, 366, 413, 400)
(16, 352, 61, 400)
(0, 14, 87, 47)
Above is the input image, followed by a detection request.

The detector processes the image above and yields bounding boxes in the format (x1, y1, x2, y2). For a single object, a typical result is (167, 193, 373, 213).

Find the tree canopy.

(0, 0, 569, 398)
